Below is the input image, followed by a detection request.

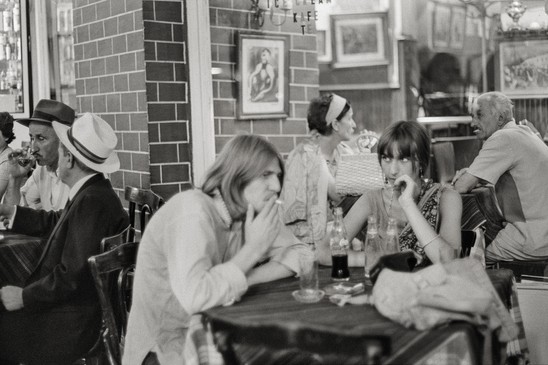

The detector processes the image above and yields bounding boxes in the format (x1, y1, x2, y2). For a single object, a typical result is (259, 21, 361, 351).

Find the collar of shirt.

(213, 189, 233, 228)
(47, 167, 61, 181)
(69, 173, 100, 201)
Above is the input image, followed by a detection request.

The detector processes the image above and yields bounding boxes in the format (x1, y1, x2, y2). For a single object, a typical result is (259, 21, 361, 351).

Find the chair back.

(100, 225, 136, 253)
(431, 141, 455, 184)
(124, 186, 165, 240)
(88, 241, 139, 365)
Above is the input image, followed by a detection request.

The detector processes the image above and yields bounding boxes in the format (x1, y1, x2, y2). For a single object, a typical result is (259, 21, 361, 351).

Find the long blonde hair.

(201, 134, 284, 220)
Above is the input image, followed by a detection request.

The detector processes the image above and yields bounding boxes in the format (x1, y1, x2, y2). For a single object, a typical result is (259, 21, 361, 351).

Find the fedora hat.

(16, 99, 76, 127)
(53, 113, 120, 174)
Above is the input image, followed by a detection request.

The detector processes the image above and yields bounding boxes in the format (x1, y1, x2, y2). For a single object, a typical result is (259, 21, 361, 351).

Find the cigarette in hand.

(275, 199, 283, 205)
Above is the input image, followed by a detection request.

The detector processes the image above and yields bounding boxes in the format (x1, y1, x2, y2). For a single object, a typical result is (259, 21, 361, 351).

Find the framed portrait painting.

(500, 40, 548, 97)
(237, 31, 289, 120)
(330, 12, 389, 68)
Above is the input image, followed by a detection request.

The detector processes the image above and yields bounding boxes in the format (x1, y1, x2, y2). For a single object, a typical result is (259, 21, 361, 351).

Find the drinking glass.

(292, 248, 324, 303)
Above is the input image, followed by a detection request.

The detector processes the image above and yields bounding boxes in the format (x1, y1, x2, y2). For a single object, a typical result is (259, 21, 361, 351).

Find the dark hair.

(377, 120, 430, 175)
(201, 134, 284, 220)
(0, 112, 15, 144)
(307, 94, 351, 136)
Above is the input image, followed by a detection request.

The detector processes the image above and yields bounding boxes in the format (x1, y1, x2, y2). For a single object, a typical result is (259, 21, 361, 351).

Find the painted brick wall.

(73, 0, 150, 203)
(209, 0, 318, 157)
(74, 0, 192, 201)
(143, 0, 192, 198)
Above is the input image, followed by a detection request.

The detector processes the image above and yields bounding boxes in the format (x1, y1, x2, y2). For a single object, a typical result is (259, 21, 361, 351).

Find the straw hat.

(52, 113, 120, 174)
(16, 99, 76, 127)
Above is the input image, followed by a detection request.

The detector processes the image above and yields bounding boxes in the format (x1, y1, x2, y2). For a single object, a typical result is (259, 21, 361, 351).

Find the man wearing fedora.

(0, 113, 129, 365)
(5, 99, 75, 211)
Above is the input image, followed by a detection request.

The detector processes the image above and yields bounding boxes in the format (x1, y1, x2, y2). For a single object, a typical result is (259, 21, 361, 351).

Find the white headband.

(325, 94, 347, 126)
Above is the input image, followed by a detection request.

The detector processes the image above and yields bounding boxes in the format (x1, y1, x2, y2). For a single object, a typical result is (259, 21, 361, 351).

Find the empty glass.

(293, 246, 324, 303)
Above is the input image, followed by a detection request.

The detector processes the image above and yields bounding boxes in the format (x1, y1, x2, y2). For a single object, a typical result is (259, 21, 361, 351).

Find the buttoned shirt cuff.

(6, 205, 17, 230)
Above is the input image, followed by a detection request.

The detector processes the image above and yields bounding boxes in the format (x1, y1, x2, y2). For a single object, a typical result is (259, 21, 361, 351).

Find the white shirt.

(20, 165, 70, 211)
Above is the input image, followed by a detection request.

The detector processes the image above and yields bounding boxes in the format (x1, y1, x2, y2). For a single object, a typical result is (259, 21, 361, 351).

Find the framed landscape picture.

(330, 12, 389, 68)
(237, 31, 289, 120)
(450, 6, 466, 50)
(500, 40, 548, 97)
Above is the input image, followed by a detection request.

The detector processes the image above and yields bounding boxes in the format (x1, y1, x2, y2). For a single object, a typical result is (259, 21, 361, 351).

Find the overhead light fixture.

(250, 0, 293, 28)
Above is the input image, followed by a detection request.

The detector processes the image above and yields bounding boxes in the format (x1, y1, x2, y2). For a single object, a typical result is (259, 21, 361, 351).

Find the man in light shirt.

(5, 99, 74, 211)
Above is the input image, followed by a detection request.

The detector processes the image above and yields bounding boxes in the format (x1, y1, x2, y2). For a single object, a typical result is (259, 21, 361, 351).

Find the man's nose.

(30, 141, 38, 154)
(270, 177, 281, 193)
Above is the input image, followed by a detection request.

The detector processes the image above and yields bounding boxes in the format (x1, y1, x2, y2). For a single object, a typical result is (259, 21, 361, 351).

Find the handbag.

(335, 153, 384, 196)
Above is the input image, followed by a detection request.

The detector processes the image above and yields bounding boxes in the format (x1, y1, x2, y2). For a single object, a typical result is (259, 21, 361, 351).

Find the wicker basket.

(335, 153, 384, 196)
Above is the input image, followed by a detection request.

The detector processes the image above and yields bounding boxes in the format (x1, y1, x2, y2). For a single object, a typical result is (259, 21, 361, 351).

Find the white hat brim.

(53, 122, 120, 174)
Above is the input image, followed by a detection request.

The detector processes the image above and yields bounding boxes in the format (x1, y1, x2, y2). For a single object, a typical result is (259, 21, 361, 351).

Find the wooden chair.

(124, 186, 165, 241)
(88, 241, 139, 365)
(100, 225, 135, 253)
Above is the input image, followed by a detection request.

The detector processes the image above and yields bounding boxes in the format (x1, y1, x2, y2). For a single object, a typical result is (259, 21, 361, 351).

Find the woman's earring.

(383, 174, 388, 185)
(419, 167, 424, 179)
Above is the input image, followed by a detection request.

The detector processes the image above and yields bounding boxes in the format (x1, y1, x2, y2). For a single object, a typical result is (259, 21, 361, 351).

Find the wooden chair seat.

(88, 241, 139, 365)
(124, 186, 165, 241)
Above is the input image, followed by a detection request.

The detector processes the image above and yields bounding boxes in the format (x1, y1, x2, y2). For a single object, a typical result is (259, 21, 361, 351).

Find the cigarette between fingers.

(275, 199, 283, 205)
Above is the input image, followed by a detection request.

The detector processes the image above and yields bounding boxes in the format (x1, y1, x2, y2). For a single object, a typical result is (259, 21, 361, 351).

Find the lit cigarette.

(275, 199, 283, 205)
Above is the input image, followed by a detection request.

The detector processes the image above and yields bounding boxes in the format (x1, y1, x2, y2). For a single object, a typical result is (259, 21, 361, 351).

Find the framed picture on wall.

(237, 31, 289, 120)
(499, 40, 548, 97)
(330, 12, 389, 68)
(432, 3, 451, 49)
(450, 6, 466, 49)
(317, 29, 332, 63)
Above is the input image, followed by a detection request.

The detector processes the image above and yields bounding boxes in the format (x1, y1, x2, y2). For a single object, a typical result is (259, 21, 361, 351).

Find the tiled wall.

(210, 0, 318, 157)
(74, 0, 192, 201)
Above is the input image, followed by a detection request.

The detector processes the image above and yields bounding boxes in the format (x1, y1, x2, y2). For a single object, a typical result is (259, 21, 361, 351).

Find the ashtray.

(324, 282, 364, 296)
(292, 289, 325, 303)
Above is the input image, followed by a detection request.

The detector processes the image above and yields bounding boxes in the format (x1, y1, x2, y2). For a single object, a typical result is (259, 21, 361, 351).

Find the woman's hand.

(394, 175, 419, 209)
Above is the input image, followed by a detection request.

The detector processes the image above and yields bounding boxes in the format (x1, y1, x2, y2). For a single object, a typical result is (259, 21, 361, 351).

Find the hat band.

(67, 128, 107, 164)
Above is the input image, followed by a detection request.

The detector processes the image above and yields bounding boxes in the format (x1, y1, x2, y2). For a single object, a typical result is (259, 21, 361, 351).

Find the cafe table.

(0, 230, 46, 286)
(186, 265, 526, 365)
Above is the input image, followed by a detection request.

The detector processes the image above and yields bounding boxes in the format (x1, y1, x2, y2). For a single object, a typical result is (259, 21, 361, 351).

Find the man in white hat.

(0, 113, 129, 365)
(6, 99, 76, 211)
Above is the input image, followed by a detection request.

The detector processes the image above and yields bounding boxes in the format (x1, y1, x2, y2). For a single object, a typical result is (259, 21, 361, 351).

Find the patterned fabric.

(281, 135, 353, 244)
(398, 180, 443, 267)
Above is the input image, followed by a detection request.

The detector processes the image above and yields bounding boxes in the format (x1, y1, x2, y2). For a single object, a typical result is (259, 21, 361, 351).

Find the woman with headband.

(281, 93, 356, 245)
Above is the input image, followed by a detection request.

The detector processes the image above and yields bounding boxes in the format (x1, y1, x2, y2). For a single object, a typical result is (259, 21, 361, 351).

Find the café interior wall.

(209, 0, 318, 158)
(74, 0, 193, 202)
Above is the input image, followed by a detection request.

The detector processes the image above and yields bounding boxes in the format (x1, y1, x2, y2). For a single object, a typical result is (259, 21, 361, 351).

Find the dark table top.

(0, 230, 46, 286)
(204, 266, 514, 364)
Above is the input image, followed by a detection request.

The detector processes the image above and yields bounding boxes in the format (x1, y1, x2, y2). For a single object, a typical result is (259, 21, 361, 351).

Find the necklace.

(384, 185, 395, 218)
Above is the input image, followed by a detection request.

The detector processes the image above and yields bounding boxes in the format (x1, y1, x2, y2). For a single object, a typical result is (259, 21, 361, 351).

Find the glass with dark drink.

(329, 207, 350, 282)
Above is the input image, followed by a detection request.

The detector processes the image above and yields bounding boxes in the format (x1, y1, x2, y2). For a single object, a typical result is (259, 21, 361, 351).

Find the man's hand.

(0, 286, 24, 311)
(0, 204, 15, 228)
(8, 149, 33, 178)
(451, 168, 469, 185)
(244, 196, 281, 256)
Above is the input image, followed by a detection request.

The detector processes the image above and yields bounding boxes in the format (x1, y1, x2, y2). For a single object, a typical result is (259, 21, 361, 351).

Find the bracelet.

(419, 234, 440, 249)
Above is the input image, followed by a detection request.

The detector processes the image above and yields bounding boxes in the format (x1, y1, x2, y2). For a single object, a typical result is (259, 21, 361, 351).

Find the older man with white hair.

(0, 113, 129, 365)
(453, 91, 548, 263)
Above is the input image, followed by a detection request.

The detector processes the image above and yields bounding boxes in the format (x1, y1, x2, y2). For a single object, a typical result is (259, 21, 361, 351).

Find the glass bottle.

(364, 215, 383, 285)
(385, 217, 400, 254)
(329, 207, 350, 281)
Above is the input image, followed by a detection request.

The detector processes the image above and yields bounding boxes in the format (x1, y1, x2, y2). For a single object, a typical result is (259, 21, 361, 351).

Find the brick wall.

(209, 0, 318, 157)
(143, 0, 192, 198)
(74, 0, 150, 202)
(74, 0, 192, 201)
